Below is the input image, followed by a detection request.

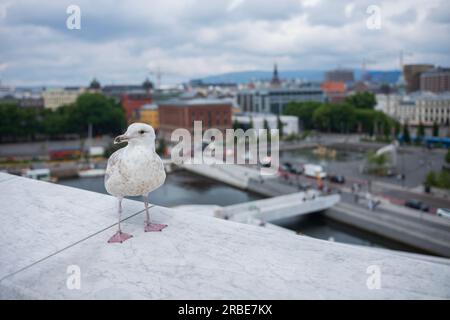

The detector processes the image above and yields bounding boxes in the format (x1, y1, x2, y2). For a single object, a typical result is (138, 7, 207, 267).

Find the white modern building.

(232, 112, 299, 136)
(377, 92, 450, 126)
(237, 86, 325, 115)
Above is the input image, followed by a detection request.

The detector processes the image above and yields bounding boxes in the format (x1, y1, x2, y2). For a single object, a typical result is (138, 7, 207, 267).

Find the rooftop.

(1, 172, 449, 299)
(141, 103, 158, 110)
(159, 98, 234, 107)
(421, 67, 450, 76)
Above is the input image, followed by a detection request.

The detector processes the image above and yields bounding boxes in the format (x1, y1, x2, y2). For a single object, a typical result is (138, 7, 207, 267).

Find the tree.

(156, 138, 166, 157)
(0, 94, 127, 142)
(249, 117, 254, 129)
(403, 123, 411, 144)
(0, 103, 21, 142)
(283, 101, 322, 130)
(41, 105, 75, 137)
(312, 104, 332, 132)
(394, 121, 401, 137)
(432, 122, 440, 137)
(69, 93, 127, 137)
(232, 119, 240, 130)
(345, 92, 376, 110)
(446, 149, 450, 164)
(417, 122, 425, 141)
(425, 170, 450, 190)
(355, 109, 374, 136)
(425, 171, 437, 188)
(312, 103, 356, 133)
(367, 151, 388, 175)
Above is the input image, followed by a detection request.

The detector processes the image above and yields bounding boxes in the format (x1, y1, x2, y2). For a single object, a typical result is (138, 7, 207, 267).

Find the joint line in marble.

(0, 208, 147, 283)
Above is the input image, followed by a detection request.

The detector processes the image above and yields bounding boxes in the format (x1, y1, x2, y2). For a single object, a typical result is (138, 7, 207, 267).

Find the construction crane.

(399, 50, 413, 69)
(148, 67, 164, 90)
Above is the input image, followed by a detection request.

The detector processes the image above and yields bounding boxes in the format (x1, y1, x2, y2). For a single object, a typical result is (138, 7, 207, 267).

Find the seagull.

(105, 123, 167, 244)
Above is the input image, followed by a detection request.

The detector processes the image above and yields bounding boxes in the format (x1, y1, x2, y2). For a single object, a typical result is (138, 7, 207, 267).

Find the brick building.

(420, 67, 450, 93)
(403, 64, 434, 93)
(121, 93, 153, 123)
(158, 99, 233, 140)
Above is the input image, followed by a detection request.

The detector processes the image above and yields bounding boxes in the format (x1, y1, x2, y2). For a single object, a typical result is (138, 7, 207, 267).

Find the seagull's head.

(114, 123, 156, 147)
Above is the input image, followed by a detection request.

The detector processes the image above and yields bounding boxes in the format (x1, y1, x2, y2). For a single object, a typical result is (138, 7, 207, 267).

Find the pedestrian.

(368, 199, 374, 211)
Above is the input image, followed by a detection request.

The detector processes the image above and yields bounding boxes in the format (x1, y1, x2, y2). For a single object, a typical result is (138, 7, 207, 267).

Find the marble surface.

(1, 172, 450, 299)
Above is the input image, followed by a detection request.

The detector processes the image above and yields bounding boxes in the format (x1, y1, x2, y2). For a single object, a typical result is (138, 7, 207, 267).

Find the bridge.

(177, 191, 340, 227)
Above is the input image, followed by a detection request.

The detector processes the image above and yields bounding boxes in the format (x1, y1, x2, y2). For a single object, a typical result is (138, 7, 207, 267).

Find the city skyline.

(0, 0, 449, 86)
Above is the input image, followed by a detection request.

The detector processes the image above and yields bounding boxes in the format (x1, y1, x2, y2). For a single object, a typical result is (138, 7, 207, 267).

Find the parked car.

(437, 208, 450, 219)
(282, 162, 303, 175)
(405, 199, 429, 212)
(329, 175, 346, 184)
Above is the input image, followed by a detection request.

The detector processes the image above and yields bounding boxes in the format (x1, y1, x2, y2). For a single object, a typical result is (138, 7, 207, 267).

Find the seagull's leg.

(108, 197, 133, 244)
(144, 195, 167, 232)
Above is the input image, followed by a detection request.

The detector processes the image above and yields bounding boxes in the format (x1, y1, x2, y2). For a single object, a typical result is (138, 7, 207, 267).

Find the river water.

(58, 169, 421, 254)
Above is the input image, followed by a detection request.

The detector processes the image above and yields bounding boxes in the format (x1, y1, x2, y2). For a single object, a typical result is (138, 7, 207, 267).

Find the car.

(437, 208, 450, 219)
(329, 175, 345, 184)
(405, 199, 429, 212)
(282, 162, 303, 175)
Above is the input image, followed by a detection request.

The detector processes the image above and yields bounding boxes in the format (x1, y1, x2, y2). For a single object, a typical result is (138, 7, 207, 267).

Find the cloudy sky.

(0, 0, 449, 86)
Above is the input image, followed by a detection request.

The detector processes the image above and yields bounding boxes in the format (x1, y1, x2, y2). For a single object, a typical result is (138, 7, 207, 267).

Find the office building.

(420, 67, 450, 93)
(237, 86, 324, 115)
(403, 64, 434, 93)
(325, 69, 354, 83)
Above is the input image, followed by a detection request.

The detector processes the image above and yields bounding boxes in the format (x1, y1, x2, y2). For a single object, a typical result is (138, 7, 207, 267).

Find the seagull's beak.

(114, 134, 129, 144)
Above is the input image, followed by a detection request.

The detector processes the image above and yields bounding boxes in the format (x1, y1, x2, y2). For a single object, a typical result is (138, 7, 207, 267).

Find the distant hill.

(197, 69, 401, 85)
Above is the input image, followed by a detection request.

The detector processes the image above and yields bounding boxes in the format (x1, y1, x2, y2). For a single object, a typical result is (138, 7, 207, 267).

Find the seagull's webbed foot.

(145, 223, 168, 232)
(108, 230, 133, 244)
(143, 196, 168, 232)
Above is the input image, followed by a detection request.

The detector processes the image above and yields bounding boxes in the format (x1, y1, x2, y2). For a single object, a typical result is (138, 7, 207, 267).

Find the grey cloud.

(0, 0, 449, 86)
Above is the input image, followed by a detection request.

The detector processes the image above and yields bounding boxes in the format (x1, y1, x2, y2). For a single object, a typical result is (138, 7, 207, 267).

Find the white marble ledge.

(0, 173, 450, 299)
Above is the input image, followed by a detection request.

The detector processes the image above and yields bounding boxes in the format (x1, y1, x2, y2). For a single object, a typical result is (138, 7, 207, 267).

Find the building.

(232, 113, 299, 136)
(325, 68, 354, 84)
(19, 95, 44, 109)
(237, 85, 324, 115)
(0, 87, 44, 109)
(102, 79, 153, 98)
(420, 67, 450, 93)
(403, 64, 434, 93)
(377, 92, 450, 137)
(137, 103, 159, 130)
(88, 78, 102, 93)
(321, 81, 347, 104)
(158, 99, 233, 140)
(121, 93, 153, 123)
(42, 87, 85, 110)
(270, 64, 281, 87)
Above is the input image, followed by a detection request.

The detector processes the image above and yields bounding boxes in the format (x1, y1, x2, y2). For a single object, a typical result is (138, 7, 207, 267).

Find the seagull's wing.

(105, 147, 125, 186)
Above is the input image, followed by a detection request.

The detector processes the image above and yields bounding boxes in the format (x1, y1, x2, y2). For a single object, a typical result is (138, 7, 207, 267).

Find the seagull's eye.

(139, 130, 145, 135)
